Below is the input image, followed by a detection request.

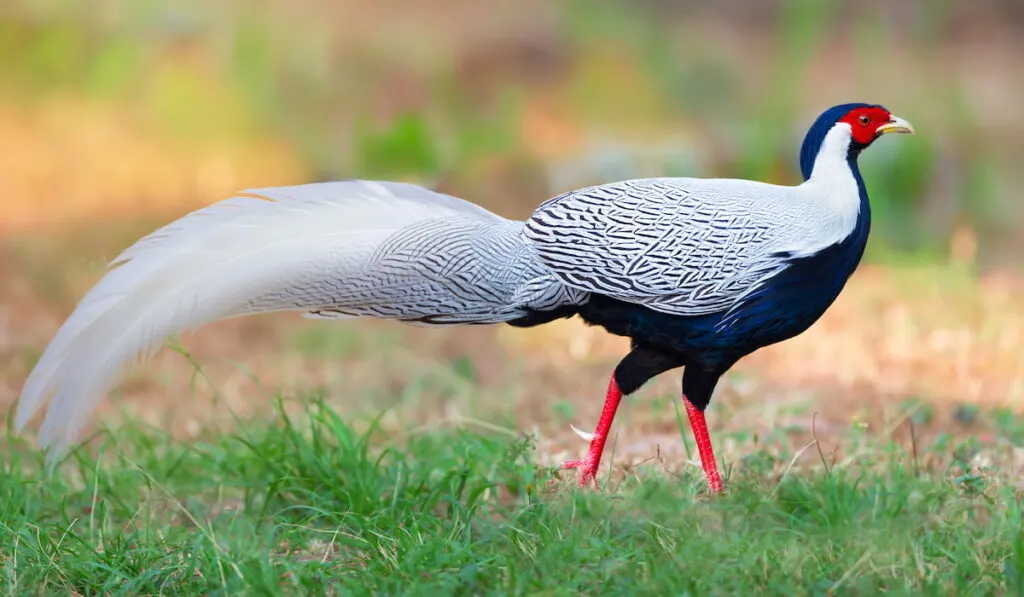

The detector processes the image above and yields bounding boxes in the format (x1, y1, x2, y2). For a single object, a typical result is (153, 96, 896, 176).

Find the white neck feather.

(802, 123, 863, 240)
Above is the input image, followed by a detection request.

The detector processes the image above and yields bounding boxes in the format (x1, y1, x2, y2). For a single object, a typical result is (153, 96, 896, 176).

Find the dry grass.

(0, 99, 307, 229)
(0, 68, 1020, 481)
(3, 6, 1023, 594)
(1, 226, 1021, 482)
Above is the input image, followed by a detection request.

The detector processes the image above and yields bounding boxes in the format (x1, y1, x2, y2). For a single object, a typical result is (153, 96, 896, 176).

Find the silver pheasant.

(14, 104, 915, 493)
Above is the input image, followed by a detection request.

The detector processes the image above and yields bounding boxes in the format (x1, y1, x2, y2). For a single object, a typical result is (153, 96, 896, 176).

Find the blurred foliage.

(1, 0, 1022, 266)
(354, 114, 441, 179)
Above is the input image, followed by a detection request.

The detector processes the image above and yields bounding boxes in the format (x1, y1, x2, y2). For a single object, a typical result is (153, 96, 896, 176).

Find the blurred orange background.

(1, 0, 1022, 466)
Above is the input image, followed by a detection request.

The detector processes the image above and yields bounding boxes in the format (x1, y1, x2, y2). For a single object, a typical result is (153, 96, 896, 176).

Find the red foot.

(559, 377, 623, 489)
(560, 457, 600, 487)
(557, 378, 725, 495)
(684, 398, 724, 494)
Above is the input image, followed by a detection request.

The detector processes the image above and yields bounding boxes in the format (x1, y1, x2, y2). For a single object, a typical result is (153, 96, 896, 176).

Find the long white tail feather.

(16, 180, 568, 460)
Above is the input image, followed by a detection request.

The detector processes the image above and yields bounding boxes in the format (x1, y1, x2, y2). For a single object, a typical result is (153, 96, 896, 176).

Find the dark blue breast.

(578, 146, 872, 372)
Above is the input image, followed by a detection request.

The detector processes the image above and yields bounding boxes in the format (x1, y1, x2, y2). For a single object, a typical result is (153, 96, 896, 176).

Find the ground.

(1, 227, 1022, 594)
(1, 8, 1023, 587)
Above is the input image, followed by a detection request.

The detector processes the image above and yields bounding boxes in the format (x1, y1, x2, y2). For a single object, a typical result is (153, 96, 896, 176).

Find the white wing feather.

(15, 180, 558, 459)
(524, 176, 856, 317)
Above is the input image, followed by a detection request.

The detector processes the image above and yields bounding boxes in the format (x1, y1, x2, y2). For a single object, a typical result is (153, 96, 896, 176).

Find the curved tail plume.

(15, 180, 576, 460)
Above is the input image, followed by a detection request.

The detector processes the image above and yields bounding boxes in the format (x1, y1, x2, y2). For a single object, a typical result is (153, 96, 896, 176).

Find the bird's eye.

(858, 114, 871, 125)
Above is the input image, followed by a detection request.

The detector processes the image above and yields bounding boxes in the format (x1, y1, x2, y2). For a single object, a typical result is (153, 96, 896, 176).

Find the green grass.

(2, 399, 1021, 596)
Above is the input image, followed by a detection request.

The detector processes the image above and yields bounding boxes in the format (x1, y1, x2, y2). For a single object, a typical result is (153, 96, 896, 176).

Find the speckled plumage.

(251, 218, 583, 325)
(526, 175, 849, 318)
(15, 102, 911, 482)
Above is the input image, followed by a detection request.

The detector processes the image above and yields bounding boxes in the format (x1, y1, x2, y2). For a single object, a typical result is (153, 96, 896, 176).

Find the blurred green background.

(1, 9, 1022, 593)
(2, 0, 1022, 268)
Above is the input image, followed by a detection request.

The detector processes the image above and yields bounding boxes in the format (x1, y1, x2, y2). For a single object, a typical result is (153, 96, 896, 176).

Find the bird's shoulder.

(521, 177, 817, 316)
(525, 177, 808, 246)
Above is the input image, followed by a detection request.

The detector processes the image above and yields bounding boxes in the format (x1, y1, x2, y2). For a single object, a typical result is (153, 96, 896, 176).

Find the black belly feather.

(505, 199, 870, 408)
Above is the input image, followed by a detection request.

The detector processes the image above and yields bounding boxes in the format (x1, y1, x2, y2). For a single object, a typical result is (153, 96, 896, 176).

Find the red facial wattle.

(839, 106, 894, 145)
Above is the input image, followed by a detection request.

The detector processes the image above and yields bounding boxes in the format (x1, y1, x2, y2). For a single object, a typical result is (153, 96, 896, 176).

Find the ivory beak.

(877, 115, 915, 135)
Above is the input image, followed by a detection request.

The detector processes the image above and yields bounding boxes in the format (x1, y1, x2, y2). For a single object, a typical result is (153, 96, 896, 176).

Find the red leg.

(560, 376, 622, 487)
(683, 397, 724, 493)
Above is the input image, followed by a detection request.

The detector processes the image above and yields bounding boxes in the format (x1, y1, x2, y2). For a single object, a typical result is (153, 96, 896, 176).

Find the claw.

(560, 458, 599, 488)
(570, 424, 596, 442)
